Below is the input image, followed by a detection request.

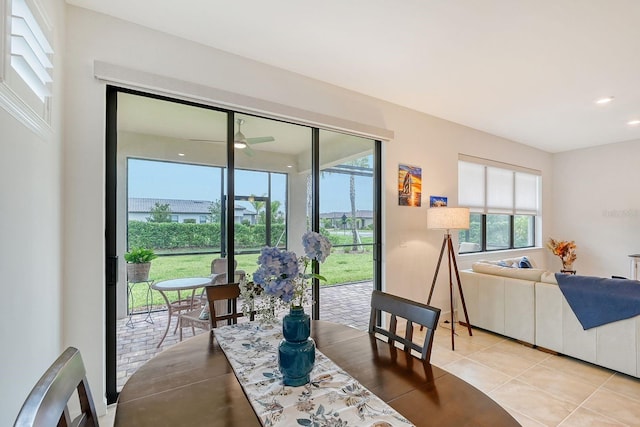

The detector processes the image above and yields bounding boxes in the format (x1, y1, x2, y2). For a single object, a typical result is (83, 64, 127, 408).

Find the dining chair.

(14, 346, 98, 427)
(369, 290, 441, 362)
(178, 282, 249, 340)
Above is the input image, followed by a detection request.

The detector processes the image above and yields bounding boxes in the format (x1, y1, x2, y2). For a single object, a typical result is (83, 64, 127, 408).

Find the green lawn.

(127, 248, 374, 311)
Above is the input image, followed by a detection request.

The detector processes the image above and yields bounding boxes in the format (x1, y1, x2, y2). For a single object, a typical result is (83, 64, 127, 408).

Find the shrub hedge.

(128, 221, 288, 252)
(127, 221, 367, 253)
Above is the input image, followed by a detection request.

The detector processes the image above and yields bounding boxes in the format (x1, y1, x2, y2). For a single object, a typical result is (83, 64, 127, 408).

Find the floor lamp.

(426, 207, 473, 350)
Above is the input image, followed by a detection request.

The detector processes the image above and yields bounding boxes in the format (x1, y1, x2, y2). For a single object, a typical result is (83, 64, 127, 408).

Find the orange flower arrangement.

(546, 238, 577, 270)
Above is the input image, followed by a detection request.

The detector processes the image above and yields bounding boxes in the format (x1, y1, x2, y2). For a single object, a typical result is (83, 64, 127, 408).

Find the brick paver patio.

(116, 281, 373, 390)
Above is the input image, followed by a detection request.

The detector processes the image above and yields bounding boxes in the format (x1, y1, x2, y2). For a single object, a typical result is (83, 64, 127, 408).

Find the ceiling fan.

(233, 118, 274, 150)
(190, 118, 275, 156)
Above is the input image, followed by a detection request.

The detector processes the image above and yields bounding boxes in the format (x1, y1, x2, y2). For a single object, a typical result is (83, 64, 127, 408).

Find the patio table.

(150, 277, 212, 347)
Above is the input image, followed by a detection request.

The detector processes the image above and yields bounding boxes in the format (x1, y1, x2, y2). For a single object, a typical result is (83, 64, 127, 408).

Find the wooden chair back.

(206, 282, 244, 328)
(14, 347, 98, 427)
(369, 290, 441, 362)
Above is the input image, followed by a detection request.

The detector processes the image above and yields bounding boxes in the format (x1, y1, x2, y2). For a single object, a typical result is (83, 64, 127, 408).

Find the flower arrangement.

(240, 231, 332, 323)
(546, 238, 577, 270)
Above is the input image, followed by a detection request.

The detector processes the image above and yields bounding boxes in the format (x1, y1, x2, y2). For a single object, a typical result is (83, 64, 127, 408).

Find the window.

(458, 156, 540, 253)
(10, 0, 53, 101)
(199, 215, 208, 224)
(0, 0, 53, 134)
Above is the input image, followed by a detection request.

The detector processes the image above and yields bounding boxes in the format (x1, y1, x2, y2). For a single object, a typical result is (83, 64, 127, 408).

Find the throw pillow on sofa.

(519, 256, 532, 268)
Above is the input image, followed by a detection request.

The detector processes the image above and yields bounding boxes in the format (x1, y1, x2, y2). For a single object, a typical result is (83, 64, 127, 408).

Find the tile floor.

(427, 324, 640, 426)
(106, 283, 640, 426)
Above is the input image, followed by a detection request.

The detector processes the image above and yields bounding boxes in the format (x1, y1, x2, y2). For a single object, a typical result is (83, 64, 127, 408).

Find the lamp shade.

(427, 207, 470, 230)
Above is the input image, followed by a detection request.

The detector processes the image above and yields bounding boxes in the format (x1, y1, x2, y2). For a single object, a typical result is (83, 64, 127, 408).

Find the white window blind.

(10, 0, 52, 101)
(458, 161, 484, 210)
(515, 172, 539, 215)
(487, 167, 514, 213)
(459, 156, 541, 215)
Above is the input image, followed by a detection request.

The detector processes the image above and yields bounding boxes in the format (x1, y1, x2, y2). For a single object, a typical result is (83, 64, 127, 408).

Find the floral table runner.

(213, 322, 414, 427)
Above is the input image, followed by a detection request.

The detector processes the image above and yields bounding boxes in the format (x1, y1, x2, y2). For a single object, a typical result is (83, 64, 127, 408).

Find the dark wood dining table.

(114, 320, 520, 426)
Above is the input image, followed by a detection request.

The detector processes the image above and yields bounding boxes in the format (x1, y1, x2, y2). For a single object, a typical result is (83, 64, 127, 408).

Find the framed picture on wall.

(430, 196, 447, 207)
(398, 164, 422, 207)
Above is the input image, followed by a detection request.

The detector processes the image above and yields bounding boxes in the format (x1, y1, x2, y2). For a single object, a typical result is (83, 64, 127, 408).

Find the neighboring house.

(128, 197, 257, 224)
(321, 210, 374, 229)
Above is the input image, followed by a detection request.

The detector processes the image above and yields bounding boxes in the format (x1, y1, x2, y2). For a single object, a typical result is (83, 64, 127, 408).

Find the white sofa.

(536, 278, 640, 377)
(458, 257, 640, 377)
(459, 257, 543, 346)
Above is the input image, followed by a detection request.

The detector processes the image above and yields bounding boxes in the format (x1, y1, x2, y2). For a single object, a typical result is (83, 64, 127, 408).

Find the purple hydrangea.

(253, 246, 300, 302)
(252, 232, 332, 307)
(302, 231, 332, 263)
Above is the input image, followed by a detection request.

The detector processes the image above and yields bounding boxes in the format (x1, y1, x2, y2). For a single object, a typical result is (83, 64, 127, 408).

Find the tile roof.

(128, 198, 253, 214)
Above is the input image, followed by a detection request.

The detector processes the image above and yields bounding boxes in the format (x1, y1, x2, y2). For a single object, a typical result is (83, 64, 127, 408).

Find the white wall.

(552, 139, 640, 277)
(0, 1, 65, 423)
(63, 5, 553, 414)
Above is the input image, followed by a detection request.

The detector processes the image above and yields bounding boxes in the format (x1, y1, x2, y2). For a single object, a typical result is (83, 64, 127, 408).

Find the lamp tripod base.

(426, 232, 472, 350)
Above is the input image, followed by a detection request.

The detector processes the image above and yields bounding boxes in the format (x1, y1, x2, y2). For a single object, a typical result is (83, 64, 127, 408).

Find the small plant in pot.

(124, 247, 157, 282)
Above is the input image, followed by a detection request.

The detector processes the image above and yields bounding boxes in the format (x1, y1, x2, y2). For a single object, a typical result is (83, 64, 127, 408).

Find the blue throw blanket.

(555, 274, 640, 330)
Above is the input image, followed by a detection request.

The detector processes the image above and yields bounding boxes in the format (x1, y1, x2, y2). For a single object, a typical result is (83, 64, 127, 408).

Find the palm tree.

(348, 157, 370, 251)
(249, 194, 266, 224)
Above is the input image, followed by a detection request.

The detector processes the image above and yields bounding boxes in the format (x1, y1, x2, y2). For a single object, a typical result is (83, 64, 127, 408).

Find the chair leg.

(178, 318, 183, 342)
(191, 326, 195, 337)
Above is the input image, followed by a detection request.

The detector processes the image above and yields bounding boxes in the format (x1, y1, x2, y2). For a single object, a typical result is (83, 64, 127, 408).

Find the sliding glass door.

(105, 88, 381, 402)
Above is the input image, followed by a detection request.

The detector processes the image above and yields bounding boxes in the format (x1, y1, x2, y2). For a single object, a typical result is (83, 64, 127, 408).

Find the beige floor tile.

(539, 354, 614, 387)
(442, 357, 511, 393)
(491, 339, 551, 364)
(490, 379, 577, 426)
(505, 408, 547, 427)
(453, 326, 508, 348)
(432, 332, 490, 356)
(558, 407, 626, 427)
(517, 365, 600, 405)
(602, 373, 640, 401)
(582, 388, 640, 426)
(467, 343, 545, 377)
(430, 345, 465, 367)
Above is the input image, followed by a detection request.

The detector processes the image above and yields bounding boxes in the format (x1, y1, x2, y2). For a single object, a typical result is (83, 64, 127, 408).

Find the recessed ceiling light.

(595, 96, 614, 104)
(287, 165, 293, 168)
(628, 120, 640, 126)
(178, 153, 185, 156)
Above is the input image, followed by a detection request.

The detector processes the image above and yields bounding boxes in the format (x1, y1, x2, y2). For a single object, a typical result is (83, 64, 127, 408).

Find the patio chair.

(178, 282, 251, 341)
(368, 290, 441, 362)
(14, 347, 98, 427)
(193, 258, 242, 307)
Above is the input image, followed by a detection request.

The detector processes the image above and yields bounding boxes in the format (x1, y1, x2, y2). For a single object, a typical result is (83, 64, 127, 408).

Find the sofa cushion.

(540, 271, 558, 284)
(472, 258, 544, 281)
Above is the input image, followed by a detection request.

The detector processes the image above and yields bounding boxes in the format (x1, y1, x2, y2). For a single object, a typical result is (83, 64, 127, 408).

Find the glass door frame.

(105, 86, 382, 403)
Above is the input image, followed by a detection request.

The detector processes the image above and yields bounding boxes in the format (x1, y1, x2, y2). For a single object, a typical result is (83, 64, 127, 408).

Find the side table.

(126, 280, 154, 328)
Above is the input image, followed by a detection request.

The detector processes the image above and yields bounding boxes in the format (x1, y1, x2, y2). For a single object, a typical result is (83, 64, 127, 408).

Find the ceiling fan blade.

(247, 136, 275, 144)
(189, 139, 225, 143)
(243, 145, 255, 157)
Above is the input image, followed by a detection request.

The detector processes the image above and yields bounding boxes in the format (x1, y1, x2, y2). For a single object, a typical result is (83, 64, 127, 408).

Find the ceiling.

(68, 0, 640, 153)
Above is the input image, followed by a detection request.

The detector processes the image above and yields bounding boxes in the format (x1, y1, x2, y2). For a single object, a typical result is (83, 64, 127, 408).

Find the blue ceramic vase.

(278, 306, 315, 386)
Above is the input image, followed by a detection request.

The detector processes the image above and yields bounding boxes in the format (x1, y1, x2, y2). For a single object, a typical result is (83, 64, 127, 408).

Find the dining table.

(114, 320, 520, 426)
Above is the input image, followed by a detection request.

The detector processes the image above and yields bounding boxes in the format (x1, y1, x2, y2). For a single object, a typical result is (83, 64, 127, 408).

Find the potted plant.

(124, 247, 158, 282)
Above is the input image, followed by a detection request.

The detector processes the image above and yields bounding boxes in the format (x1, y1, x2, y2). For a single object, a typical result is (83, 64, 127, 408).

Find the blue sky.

(127, 159, 372, 212)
